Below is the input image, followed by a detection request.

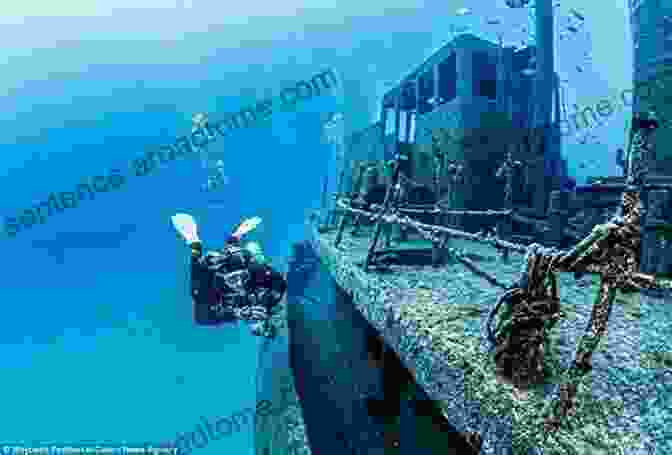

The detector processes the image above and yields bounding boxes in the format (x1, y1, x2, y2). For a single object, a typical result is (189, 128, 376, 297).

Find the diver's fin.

(171, 213, 200, 244)
(232, 216, 262, 239)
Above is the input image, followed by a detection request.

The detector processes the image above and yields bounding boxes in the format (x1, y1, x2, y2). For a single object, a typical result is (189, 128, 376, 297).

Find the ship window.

(418, 71, 435, 114)
(438, 53, 457, 102)
(473, 52, 497, 99)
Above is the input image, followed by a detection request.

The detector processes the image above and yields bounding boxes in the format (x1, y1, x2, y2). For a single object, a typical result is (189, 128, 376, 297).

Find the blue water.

(0, 57, 338, 453)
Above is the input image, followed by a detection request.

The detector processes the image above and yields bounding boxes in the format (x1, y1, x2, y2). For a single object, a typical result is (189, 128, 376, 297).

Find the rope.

(332, 177, 672, 432)
(486, 242, 545, 346)
(486, 288, 520, 345)
(337, 198, 526, 253)
(488, 243, 562, 387)
(393, 206, 510, 216)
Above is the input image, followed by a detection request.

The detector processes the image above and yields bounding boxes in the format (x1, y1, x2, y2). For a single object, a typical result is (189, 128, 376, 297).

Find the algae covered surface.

(399, 279, 640, 455)
(312, 226, 660, 454)
(255, 295, 312, 455)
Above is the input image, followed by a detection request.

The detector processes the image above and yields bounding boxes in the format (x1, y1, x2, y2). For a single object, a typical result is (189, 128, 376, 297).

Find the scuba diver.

(171, 213, 286, 339)
(192, 112, 210, 169)
(192, 113, 229, 192)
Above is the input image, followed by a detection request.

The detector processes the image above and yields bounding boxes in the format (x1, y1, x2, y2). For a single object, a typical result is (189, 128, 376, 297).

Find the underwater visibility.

(1, 1, 671, 455)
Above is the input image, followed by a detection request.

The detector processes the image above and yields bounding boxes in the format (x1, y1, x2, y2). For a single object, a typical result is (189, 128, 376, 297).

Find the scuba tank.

(211, 241, 252, 294)
(208, 216, 263, 296)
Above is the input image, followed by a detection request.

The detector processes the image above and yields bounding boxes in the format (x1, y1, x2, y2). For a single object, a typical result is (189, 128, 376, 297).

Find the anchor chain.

(490, 244, 562, 388)
(329, 184, 672, 432)
(543, 189, 642, 431)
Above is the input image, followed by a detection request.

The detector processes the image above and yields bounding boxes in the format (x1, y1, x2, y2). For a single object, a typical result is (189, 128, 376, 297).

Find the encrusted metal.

(325, 115, 672, 436)
(333, 184, 672, 432)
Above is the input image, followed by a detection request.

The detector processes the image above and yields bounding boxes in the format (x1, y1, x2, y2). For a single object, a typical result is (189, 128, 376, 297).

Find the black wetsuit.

(189, 239, 286, 328)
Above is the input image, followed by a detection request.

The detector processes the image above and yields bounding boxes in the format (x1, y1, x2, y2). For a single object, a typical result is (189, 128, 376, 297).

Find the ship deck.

(309, 222, 657, 455)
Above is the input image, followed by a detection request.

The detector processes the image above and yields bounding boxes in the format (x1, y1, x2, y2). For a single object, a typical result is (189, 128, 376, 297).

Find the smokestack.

(629, 0, 672, 176)
(534, 0, 554, 128)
